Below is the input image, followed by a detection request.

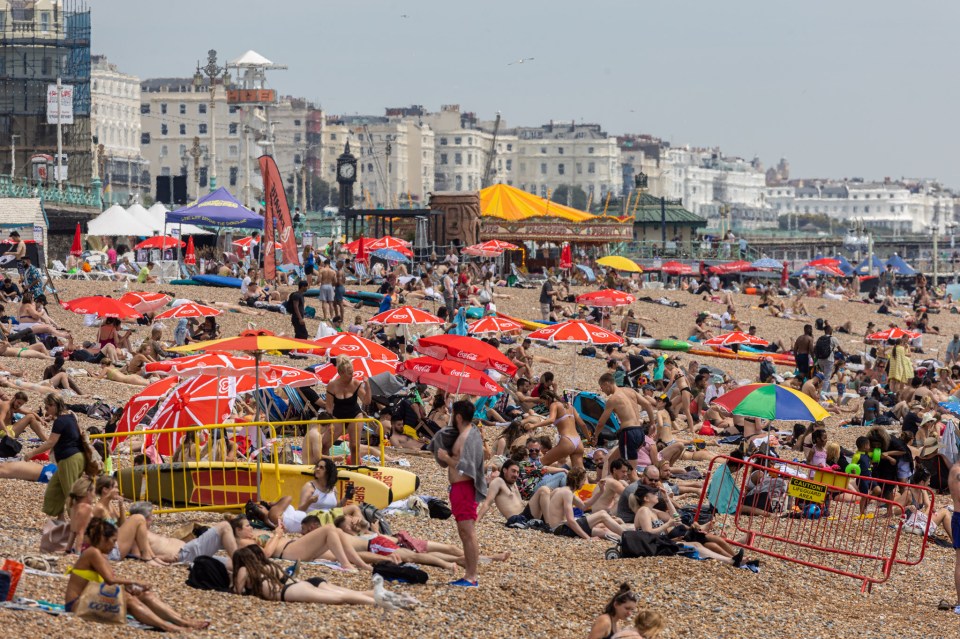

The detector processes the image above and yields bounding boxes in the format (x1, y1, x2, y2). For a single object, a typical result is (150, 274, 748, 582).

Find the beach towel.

(941, 420, 959, 465)
(706, 463, 740, 515)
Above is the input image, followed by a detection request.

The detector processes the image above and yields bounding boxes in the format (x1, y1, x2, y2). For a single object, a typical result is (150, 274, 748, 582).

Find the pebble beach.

(1, 277, 958, 639)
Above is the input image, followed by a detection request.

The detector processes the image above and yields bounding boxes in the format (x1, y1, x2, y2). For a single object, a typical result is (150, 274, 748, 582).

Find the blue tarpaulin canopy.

(166, 187, 264, 229)
(853, 255, 885, 276)
(751, 257, 782, 269)
(885, 254, 916, 276)
(835, 255, 855, 275)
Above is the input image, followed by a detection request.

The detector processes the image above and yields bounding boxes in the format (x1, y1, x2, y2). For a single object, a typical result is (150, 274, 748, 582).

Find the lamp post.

(189, 136, 202, 200)
(193, 50, 230, 192)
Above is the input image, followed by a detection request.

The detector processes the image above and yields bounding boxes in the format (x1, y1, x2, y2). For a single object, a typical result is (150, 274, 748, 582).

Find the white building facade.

(91, 54, 147, 203)
(765, 179, 956, 234)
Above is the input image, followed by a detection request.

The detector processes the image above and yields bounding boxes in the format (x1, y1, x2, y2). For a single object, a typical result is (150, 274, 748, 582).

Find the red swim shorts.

(449, 480, 477, 521)
(368, 535, 399, 556)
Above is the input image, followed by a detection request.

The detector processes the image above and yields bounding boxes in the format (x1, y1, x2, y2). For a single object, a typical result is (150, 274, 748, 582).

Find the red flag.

(258, 154, 300, 270)
(184, 235, 196, 265)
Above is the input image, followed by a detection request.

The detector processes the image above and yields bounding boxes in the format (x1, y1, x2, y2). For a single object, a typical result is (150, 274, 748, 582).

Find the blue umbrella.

(751, 257, 782, 269)
(372, 248, 410, 263)
(575, 264, 596, 282)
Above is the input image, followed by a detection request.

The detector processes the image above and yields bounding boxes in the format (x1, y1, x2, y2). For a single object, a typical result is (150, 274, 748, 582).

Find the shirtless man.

(947, 461, 960, 614)
(0, 390, 47, 440)
(594, 373, 653, 479)
(477, 460, 547, 521)
(540, 468, 625, 540)
(793, 324, 815, 382)
(582, 458, 631, 515)
(317, 260, 338, 320)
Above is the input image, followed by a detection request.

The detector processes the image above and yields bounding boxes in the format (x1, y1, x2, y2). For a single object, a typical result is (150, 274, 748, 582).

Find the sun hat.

(919, 437, 940, 458)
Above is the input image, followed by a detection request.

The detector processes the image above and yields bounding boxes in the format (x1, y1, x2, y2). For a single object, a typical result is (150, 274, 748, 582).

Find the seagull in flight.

(400, 13, 409, 18)
(507, 57, 535, 66)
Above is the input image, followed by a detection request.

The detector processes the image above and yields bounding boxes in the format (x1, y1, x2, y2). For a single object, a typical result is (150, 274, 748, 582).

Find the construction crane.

(481, 112, 501, 188)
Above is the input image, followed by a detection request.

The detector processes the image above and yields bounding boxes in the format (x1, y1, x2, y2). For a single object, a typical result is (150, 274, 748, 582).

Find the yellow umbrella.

(597, 255, 643, 273)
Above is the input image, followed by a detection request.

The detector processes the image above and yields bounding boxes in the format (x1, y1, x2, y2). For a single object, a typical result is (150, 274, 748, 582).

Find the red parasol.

(311, 333, 399, 361)
(526, 319, 623, 345)
(368, 305, 442, 325)
(135, 236, 184, 250)
(780, 262, 789, 288)
(184, 235, 196, 265)
(467, 316, 524, 334)
(661, 261, 694, 275)
(414, 334, 518, 376)
(462, 245, 503, 258)
(355, 236, 368, 263)
(258, 365, 323, 389)
(118, 291, 171, 314)
(62, 296, 142, 319)
(147, 375, 258, 455)
(575, 289, 636, 307)
(154, 303, 222, 320)
(70, 222, 82, 257)
(560, 243, 572, 270)
(866, 327, 921, 342)
(398, 356, 502, 396)
(709, 260, 754, 275)
(110, 376, 180, 450)
(144, 352, 259, 377)
(703, 331, 770, 347)
(233, 236, 256, 251)
(476, 239, 519, 252)
(313, 358, 398, 384)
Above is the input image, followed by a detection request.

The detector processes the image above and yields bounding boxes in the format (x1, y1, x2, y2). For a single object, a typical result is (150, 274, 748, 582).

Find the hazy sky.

(93, 0, 960, 186)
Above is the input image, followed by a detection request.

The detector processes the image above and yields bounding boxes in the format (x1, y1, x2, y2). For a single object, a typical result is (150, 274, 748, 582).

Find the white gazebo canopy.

(88, 204, 155, 237)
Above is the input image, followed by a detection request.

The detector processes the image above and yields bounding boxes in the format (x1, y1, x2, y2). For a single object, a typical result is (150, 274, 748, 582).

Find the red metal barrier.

(694, 454, 935, 591)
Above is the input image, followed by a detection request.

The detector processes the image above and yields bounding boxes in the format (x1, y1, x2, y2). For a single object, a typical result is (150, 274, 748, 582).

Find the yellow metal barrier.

(89, 417, 386, 516)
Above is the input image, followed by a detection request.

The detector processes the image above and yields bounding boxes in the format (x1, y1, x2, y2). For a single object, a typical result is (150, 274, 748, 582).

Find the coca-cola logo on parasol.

(412, 364, 432, 373)
(456, 351, 478, 361)
(492, 362, 510, 372)
(484, 382, 499, 392)
(218, 378, 231, 394)
(132, 404, 149, 423)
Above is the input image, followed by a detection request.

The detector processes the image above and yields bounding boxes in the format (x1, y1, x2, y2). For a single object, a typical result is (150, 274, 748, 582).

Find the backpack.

(814, 335, 833, 360)
(185, 556, 231, 592)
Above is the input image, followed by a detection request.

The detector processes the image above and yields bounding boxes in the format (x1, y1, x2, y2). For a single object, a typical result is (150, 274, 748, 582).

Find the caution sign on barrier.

(787, 477, 827, 503)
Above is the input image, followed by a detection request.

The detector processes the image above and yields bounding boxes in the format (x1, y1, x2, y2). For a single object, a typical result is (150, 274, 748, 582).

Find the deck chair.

(283, 386, 319, 421)
(353, 261, 368, 285)
(705, 463, 741, 515)
(509, 263, 544, 288)
(255, 389, 290, 422)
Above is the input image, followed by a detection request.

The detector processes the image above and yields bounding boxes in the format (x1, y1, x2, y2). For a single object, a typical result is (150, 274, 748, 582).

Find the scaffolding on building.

(0, 0, 92, 186)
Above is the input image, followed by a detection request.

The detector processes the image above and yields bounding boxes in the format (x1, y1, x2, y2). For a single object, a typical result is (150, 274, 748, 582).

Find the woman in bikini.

(17, 291, 70, 339)
(231, 515, 371, 572)
(0, 330, 50, 359)
(92, 475, 125, 526)
(530, 390, 586, 470)
(65, 517, 208, 631)
(123, 341, 156, 377)
(97, 317, 133, 352)
(92, 360, 151, 386)
(324, 356, 371, 465)
(588, 583, 638, 639)
(232, 544, 410, 608)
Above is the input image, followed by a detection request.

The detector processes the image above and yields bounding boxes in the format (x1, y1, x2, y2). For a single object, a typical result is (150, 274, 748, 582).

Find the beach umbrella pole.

(255, 350, 263, 501)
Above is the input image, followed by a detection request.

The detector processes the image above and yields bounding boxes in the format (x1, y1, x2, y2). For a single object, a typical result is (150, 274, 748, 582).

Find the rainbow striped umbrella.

(713, 383, 828, 422)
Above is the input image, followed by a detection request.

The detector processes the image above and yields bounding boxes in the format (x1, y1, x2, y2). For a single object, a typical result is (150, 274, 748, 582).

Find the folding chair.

(509, 264, 544, 288)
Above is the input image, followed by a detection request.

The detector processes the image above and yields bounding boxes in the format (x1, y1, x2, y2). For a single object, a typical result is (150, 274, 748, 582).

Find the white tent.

(145, 203, 211, 236)
(88, 204, 155, 237)
(126, 203, 155, 231)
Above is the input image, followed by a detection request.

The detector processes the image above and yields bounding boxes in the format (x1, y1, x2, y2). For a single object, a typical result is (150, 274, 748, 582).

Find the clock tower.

(336, 141, 358, 210)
